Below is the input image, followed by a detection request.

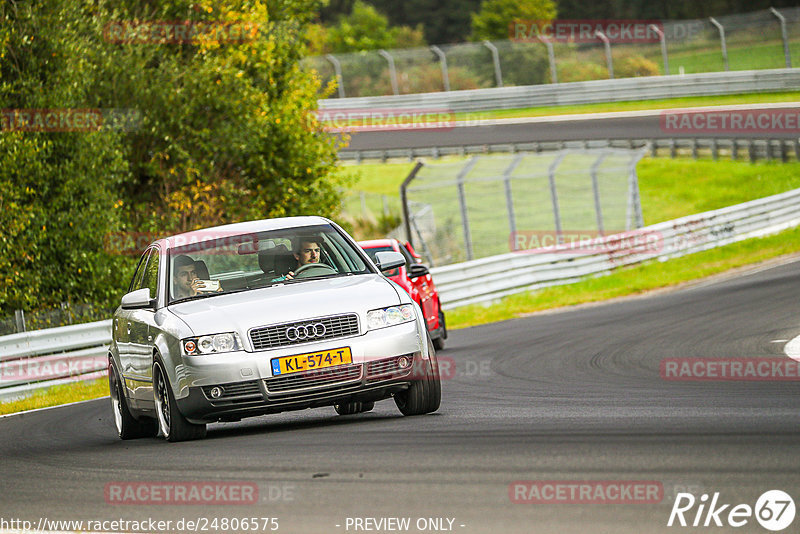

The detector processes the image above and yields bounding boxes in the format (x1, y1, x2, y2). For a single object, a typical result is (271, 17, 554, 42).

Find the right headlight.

(367, 304, 416, 331)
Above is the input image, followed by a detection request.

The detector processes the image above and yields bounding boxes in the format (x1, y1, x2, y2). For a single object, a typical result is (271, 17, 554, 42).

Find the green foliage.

(471, 0, 557, 41)
(0, 0, 348, 317)
(310, 1, 425, 54)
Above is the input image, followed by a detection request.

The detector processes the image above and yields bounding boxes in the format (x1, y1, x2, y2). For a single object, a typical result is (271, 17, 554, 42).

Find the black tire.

(153, 361, 207, 442)
(432, 309, 447, 351)
(108, 359, 157, 440)
(395, 340, 441, 416)
(334, 401, 375, 415)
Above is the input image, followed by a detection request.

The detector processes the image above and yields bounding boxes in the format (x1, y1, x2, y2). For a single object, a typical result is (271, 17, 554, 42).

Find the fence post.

(400, 161, 425, 247)
(595, 30, 614, 79)
(709, 18, 729, 71)
(502, 154, 524, 249)
(482, 41, 503, 87)
(325, 54, 346, 98)
(627, 148, 647, 229)
(649, 24, 669, 75)
(14, 309, 26, 333)
(590, 153, 608, 235)
(770, 8, 792, 68)
(537, 36, 558, 83)
(548, 152, 567, 242)
(456, 157, 479, 260)
(378, 49, 400, 96)
(430, 45, 451, 92)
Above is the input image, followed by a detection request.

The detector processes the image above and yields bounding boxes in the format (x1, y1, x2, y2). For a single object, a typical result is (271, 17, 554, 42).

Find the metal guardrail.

(0, 320, 111, 401)
(320, 68, 800, 114)
(2, 187, 799, 398)
(430, 187, 800, 308)
(340, 138, 800, 162)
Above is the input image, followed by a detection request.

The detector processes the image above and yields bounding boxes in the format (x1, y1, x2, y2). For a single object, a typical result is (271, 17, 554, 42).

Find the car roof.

(358, 238, 397, 249)
(158, 216, 332, 250)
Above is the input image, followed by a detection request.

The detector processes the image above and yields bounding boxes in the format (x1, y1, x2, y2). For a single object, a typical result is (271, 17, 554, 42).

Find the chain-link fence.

(305, 7, 800, 98)
(399, 149, 646, 266)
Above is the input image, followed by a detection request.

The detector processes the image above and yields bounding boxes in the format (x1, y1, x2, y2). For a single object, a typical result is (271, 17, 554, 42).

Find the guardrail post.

(731, 140, 739, 160)
(400, 161, 425, 246)
(648, 24, 669, 75)
(771, 8, 792, 68)
(430, 45, 451, 92)
(749, 140, 756, 163)
(14, 309, 26, 333)
(595, 30, 614, 79)
(456, 157, 479, 260)
(325, 54, 346, 98)
(502, 154, 524, 249)
(548, 152, 566, 242)
(711, 138, 718, 161)
(709, 18, 729, 71)
(482, 41, 503, 87)
(378, 49, 400, 96)
(537, 36, 558, 83)
(794, 138, 800, 161)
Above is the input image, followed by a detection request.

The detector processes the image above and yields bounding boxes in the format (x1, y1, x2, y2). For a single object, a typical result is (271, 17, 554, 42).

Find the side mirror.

(408, 264, 430, 279)
(121, 288, 155, 310)
(373, 251, 405, 272)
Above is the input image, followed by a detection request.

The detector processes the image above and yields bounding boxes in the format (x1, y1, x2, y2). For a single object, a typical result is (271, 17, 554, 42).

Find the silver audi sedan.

(108, 217, 441, 442)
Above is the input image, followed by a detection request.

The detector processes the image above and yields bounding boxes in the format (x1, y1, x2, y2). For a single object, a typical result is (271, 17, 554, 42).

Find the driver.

(271, 235, 323, 282)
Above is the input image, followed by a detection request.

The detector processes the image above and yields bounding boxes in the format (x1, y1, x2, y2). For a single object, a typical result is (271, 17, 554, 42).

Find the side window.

(128, 249, 151, 293)
(140, 247, 160, 300)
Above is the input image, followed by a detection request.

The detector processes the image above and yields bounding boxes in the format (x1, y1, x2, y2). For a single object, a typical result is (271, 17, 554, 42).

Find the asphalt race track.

(2, 258, 800, 533)
(344, 106, 800, 151)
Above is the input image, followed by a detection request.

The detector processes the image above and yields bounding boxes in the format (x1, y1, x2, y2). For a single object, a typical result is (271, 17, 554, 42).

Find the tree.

(0, 0, 349, 315)
(471, 0, 557, 41)
(315, 1, 425, 54)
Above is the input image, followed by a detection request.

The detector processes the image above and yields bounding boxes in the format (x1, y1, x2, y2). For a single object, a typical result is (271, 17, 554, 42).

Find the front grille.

(250, 314, 360, 350)
(264, 363, 362, 395)
(367, 355, 415, 381)
(202, 380, 262, 402)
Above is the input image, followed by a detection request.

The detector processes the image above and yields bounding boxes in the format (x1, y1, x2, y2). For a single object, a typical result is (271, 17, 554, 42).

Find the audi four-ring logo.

(285, 323, 327, 341)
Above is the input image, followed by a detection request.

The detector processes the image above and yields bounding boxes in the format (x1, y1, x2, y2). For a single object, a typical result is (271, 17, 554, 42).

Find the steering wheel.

(293, 262, 337, 279)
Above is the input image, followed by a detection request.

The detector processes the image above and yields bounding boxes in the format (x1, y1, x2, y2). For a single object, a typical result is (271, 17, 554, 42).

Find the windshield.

(167, 223, 371, 304)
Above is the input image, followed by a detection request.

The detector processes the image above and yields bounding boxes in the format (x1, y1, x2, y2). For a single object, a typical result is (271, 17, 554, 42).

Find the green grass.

(446, 225, 800, 329)
(450, 91, 800, 122)
(341, 158, 800, 226)
(0, 378, 108, 416)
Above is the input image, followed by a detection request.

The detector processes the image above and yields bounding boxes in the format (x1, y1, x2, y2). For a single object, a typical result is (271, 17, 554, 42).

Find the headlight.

(182, 332, 243, 355)
(367, 304, 415, 330)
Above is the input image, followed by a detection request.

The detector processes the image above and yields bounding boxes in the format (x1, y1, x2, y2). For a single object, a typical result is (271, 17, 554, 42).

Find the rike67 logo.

(668, 490, 795, 531)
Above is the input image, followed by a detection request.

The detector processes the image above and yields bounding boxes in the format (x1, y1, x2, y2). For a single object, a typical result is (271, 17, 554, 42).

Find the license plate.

(270, 347, 352, 376)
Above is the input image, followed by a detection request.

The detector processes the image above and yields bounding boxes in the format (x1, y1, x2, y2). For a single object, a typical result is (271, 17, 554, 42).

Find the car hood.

(167, 274, 402, 340)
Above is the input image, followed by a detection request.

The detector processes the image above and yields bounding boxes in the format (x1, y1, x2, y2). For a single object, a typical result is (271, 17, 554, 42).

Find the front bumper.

(176, 352, 419, 422)
(173, 320, 426, 423)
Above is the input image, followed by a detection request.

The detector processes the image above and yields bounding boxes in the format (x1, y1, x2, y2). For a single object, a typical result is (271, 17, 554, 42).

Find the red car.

(359, 238, 447, 350)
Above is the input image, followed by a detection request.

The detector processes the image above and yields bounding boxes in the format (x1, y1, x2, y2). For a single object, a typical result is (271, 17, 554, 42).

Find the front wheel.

(394, 340, 441, 416)
(109, 358, 157, 440)
(153, 361, 206, 442)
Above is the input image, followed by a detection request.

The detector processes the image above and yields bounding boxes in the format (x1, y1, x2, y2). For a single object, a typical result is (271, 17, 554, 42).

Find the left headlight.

(182, 332, 243, 355)
(367, 304, 416, 331)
